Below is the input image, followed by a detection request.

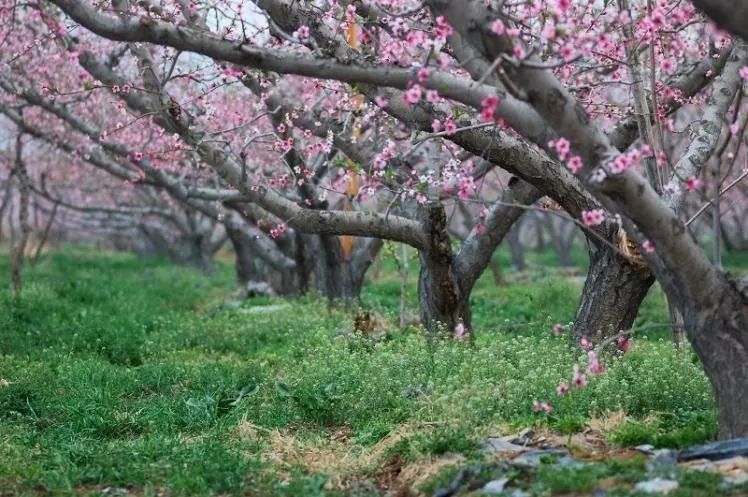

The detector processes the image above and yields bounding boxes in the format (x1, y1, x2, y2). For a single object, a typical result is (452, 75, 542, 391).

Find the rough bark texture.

(506, 226, 525, 272)
(691, 0, 748, 41)
(418, 203, 471, 334)
(573, 241, 655, 344)
(225, 225, 259, 285)
(310, 235, 383, 302)
(11, 141, 30, 294)
(685, 276, 748, 439)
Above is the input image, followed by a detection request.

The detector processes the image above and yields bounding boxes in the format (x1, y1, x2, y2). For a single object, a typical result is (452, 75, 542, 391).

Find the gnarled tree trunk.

(573, 237, 654, 345)
(312, 235, 383, 302)
(686, 276, 748, 439)
(418, 203, 470, 334)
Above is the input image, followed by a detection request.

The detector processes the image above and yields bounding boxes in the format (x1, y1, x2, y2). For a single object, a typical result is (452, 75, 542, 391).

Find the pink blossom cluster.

(372, 140, 397, 170)
(480, 95, 501, 122)
(269, 223, 287, 239)
(582, 209, 605, 227)
(532, 400, 553, 413)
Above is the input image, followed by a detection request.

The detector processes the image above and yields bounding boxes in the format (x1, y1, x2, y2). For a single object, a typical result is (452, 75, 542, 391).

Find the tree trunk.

(32, 201, 59, 263)
(506, 224, 525, 272)
(11, 145, 31, 294)
(226, 226, 259, 285)
(315, 235, 359, 301)
(312, 235, 382, 302)
(573, 241, 654, 345)
(685, 275, 748, 439)
(417, 203, 471, 334)
(174, 233, 216, 274)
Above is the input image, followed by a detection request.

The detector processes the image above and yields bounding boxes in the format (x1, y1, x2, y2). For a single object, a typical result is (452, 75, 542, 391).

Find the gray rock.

(678, 438, 748, 462)
(481, 478, 509, 494)
(245, 281, 275, 298)
(634, 478, 679, 494)
(482, 438, 530, 454)
(508, 428, 534, 445)
(647, 449, 678, 473)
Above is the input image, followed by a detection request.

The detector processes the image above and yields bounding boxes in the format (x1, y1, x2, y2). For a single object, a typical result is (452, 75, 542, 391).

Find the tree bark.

(418, 203, 471, 334)
(506, 224, 525, 272)
(226, 225, 259, 286)
(313, 235, 382, 302)
(11, 139, 31, 294)
(685, 275, 748, 439)
(573, 239, 655, 345)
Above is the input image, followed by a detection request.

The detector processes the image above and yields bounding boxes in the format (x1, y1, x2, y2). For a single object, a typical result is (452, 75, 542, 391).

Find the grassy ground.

(0, 247, 746, 496)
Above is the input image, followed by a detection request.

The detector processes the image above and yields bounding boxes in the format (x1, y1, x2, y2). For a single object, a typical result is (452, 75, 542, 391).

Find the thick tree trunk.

(174, 233, 216, 274)
(315, 235, 359, 301)
(418, 203, 471, 334)
(226, 225, 259, 285)
(312, 236, 382, 302)
(573, 241, 654, 344)
(506, 225, 525, 272)
(686, 276, 748, 439)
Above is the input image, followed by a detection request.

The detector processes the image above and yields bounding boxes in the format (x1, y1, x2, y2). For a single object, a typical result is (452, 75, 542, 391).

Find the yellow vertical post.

(341, 20, 362, 260)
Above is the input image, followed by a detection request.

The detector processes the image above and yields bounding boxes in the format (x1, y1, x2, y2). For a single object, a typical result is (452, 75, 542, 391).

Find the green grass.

(0, 246, 744, 496)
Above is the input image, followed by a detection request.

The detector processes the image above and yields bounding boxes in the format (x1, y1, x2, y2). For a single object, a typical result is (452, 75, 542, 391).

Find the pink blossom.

(730, 121, 740, 136)
(269, 223, 287, 239)
(134, 152, 143, 161)
(617, 336, 632, 353)
(642, 240, 655, 253)
(455, 321, 468, 340)
(556, 382, 569, 396)
(418, 68, 430, 83)
(609, 154, 631, 174)
(685, 175, 702, 192)
(586, 351, 606, 375)
(582, 209, 605, 227)
(480, 95, 500, 122)
(434, 16, 453, 41)
(739, 66, 748, 80)
(426, 89, 440, 103)
(479, 208, 490, 218)
(403, 85, 422, 104)
(580, 337, 591, 351)
(490, 19, 505, 36)
(474, 224, 486, 234)
(552, 324, 565, 336)
(432, 119, 442, 132)
(572, 365, 587, 388)
(444, 117, 457, 135)
(533, 400, 553, 413)
(567, 156, 583, 174)
(551, 138, 571, 160)
(294, 25, 310, 40)
(374, 95, 389, 108)
(559, 43, 575, 62)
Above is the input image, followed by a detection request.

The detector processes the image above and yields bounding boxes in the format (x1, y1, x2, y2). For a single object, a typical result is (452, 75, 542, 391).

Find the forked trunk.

(417, 203, 471, 334)
(573, 241, 654, 345)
